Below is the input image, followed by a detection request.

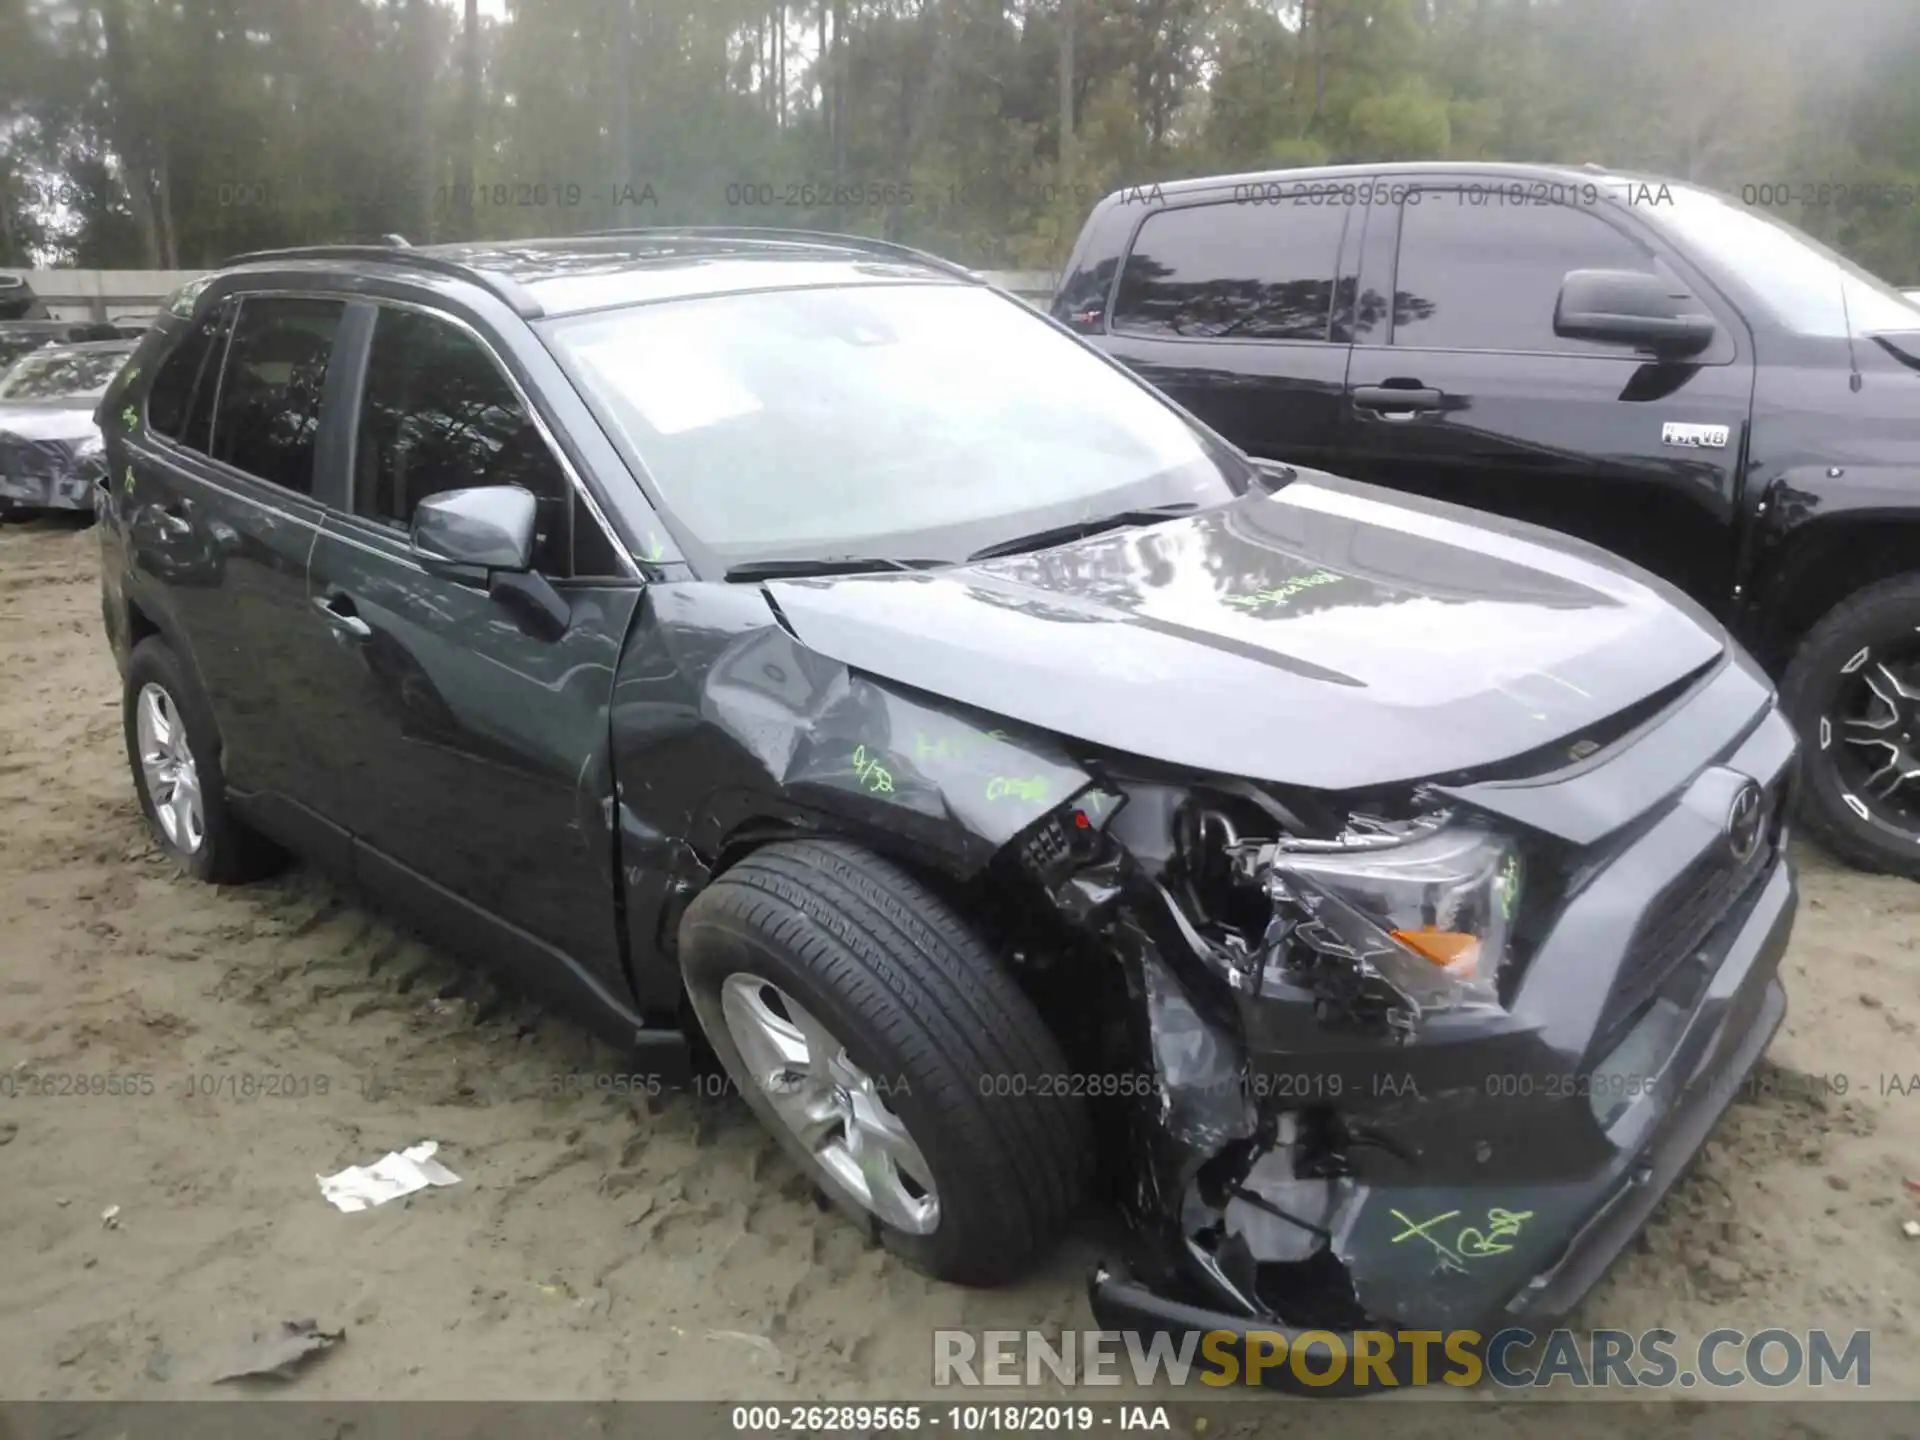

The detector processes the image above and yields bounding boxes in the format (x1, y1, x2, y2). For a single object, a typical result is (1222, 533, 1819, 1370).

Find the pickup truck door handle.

(1353, 385, 1445, 419)
(313, 593, 373, 639)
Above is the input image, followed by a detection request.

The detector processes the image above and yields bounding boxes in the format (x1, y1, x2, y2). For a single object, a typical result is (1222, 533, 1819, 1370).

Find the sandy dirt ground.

(2, 515, 1918, 1411)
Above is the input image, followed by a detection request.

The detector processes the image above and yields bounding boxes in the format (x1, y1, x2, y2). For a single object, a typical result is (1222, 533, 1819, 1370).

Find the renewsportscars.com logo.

(932, 1327, 1872, 1390)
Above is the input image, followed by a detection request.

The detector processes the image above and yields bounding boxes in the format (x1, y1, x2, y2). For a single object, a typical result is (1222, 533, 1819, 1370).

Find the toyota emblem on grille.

(1726, 780, 1766, 862)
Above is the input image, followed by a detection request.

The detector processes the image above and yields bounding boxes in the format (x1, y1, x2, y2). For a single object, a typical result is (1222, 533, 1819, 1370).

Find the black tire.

(679, 839, 1092, 1285)
(1779, 574, 1920, 879)
(122, 636, 286, 884)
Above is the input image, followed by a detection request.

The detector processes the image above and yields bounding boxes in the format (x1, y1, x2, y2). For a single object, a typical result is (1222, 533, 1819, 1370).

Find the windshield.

(541, 283, 1245, 570)
(0, 346, 132, 401)
(1648, 184, 1920, 336)
(0, 336, 53, 372)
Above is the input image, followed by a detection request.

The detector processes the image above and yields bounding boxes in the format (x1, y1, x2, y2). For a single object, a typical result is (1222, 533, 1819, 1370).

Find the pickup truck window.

(1392, 194, 1659, 353)
(1112, 200, 1344, 341)
(1647, 185, 1920, 337)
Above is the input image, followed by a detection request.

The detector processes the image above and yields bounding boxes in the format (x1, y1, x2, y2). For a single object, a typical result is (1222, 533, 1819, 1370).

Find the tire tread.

(684, 839, 1091, 1284)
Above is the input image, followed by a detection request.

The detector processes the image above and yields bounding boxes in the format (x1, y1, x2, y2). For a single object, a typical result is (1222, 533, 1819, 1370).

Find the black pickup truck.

(1056, 162, 1920, 878)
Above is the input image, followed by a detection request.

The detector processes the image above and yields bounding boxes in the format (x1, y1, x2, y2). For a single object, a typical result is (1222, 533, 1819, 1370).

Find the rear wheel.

(679, 839, 1091, 1285)
(122, 637, 285, 884)
(1780, 575, 1920, 879)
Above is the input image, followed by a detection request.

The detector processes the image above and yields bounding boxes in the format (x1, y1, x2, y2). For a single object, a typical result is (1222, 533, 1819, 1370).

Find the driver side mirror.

(1553, 269, 1716, 358)
(410, 484, 537, 573)
(410, 485, 571, 642)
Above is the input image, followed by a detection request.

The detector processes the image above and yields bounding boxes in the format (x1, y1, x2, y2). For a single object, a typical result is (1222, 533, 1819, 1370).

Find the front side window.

(1111, 202, 1346, 340)
(0, 346, 133, 401)
(1391, 194, 1660, 353)
(353, 307, 572, 574)
(1646, 184, 1920, 336)
(210, 297, 345, 493)
(542, 282, 1243, 571)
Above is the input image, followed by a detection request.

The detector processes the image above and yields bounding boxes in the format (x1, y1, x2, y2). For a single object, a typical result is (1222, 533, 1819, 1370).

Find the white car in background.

(0, 337, 138, 516)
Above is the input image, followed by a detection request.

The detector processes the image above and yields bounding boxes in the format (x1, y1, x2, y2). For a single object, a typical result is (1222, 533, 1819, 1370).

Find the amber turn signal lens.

(1390, 926, 1482, 975)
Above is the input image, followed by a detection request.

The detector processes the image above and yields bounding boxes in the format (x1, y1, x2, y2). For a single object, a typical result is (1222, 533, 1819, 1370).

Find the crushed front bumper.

(1090, 668, 1799, 1389)
(0, 429, 104, 512)
(1093, 862, 1790, 1382)
(0, 465, 97, 511)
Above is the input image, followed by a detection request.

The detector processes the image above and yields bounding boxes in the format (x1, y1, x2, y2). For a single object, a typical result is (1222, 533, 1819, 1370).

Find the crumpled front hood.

(765, 472, 1726, 791)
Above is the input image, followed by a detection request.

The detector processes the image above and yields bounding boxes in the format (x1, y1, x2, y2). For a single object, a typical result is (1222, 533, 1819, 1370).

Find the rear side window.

(1391, 194, 1660, 353)
(352, 306, 572, 575)
(146, 302, 233, 449)
(210, 297, 345, 494)
(1111, 201, 1347, 341)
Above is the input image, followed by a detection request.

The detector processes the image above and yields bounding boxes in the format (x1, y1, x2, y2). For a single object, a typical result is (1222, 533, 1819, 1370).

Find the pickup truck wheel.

(122, 637, 286, 884)
(1780, 575, 1920, 879)
(679, 838, 1092, 1285)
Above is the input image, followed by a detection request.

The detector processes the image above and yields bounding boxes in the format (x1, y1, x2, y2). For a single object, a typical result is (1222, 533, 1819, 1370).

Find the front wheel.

(679, 839, 1091, 1285)
(1780, 574, 1920, 879)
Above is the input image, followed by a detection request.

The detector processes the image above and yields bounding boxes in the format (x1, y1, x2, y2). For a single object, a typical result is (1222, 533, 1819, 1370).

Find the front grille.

(1598, 783, 1781, 1043)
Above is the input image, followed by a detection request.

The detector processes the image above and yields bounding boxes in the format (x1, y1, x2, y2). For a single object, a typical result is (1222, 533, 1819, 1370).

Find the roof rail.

(214, 244, 542, 317)
(573, 225, 987, 287)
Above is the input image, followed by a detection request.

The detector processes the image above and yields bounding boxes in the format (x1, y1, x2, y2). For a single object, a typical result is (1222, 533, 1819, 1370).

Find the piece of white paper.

(317, 1140, 461, 1213)
(574, 342, 762, 436)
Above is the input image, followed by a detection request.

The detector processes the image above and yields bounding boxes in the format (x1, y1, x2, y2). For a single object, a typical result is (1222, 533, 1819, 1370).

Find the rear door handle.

(1353, 385, 1445, 419)
(314, 593, 373, 639)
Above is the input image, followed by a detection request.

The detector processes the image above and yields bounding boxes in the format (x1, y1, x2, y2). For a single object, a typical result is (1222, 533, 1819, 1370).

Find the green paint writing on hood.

(1221, 568, 1346, 612)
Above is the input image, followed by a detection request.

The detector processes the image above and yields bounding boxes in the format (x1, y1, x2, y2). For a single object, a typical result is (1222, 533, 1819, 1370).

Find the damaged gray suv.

(93, 231, 1796, 1385)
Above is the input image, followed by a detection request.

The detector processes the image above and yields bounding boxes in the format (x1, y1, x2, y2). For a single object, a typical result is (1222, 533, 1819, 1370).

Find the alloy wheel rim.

(135, 682, 205, 854)
(718, 973, 939, 1235)
(1821, 642, 1920, 839)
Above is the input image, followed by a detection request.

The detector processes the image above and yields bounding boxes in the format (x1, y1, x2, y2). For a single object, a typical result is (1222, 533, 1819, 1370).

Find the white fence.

(3, 266, 1059, 323)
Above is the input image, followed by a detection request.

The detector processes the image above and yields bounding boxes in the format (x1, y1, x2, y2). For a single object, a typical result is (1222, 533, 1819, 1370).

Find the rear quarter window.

(95, 321, 188, 433)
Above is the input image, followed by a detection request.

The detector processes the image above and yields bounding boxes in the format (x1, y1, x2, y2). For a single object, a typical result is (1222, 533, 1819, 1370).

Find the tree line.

(2, 0, 1917, 281)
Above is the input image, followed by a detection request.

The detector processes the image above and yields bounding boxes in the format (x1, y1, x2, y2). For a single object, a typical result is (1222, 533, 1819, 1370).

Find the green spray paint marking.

(851, 745, 895, 796)
(912, 728, 1009, 764)
(1222, 568, 1345, 611)
(120, 405, 139, 432)
(1389, 1206, 1534, 1268)
(1495, 854, 1521, 922)
(986, 775, 1049, 803)
(1078, 788, 1115, 817)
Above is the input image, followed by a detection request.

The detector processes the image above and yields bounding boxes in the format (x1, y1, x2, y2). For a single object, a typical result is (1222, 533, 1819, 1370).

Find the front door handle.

(1353, 385, 1445, 419)
(150, 503, 192, 537)
(314, 593, 373, 639)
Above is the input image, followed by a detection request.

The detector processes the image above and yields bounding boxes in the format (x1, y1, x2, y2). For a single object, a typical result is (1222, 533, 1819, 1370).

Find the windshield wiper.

(724, 555, 948, 582)
(964, 502, 1200, 563)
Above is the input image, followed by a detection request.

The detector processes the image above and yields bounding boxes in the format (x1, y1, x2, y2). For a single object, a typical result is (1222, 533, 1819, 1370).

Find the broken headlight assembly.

(1263, 817, 1523, 1027)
